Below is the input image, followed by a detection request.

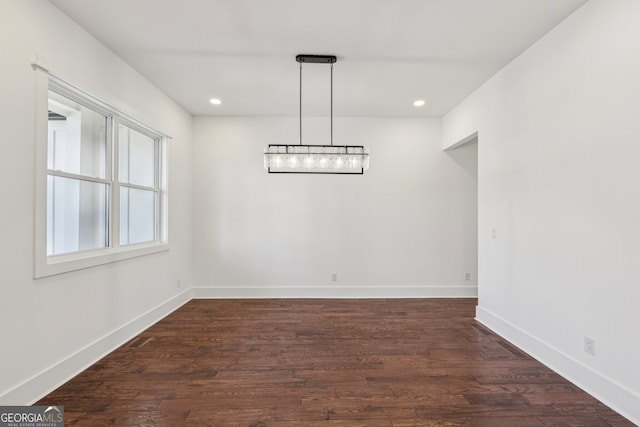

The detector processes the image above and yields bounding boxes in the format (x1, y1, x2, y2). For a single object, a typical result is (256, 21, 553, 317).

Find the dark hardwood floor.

(37, 299, 633, 426)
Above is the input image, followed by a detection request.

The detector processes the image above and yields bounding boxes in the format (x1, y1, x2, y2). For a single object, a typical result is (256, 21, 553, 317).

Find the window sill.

(34, 242, 170, 279)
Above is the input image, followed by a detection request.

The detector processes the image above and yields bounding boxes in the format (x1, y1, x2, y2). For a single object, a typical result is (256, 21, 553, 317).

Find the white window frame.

(34, 66, 169, 278)
(116, 118, 163, 247)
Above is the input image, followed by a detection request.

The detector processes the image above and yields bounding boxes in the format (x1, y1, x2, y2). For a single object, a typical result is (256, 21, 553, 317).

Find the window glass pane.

(48, 90, 107, 179)
(119, 124, 156, 187)
(120, 187, 157, 245)
(46, 175, 109, 255)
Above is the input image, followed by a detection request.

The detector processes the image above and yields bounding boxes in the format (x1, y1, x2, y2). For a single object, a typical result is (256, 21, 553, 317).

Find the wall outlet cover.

(584, 336, 596, 355)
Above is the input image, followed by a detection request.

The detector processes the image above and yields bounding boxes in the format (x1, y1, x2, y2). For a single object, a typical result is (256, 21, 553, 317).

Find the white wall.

(0, 1, 193, 403)
(443, 0, 640, 423)
(192, 116, 477, 298)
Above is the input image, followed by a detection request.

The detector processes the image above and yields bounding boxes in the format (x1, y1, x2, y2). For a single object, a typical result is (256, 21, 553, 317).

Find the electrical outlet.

(464, 272, 471, 281)
(584, 336, 595, 355)
(331, 273, 338, 282)
(491, 228, 497, 239)
(177, 279, 181, 289)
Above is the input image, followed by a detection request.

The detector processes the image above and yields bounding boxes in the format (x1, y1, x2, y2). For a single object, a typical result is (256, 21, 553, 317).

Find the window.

(118, 123, 160, 246)
(34, 69, 168, 277)
(47, 90, 110, 256)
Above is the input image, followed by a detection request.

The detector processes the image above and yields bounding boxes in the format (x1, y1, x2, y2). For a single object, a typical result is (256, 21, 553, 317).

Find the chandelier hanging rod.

(296, 55, 337, 147)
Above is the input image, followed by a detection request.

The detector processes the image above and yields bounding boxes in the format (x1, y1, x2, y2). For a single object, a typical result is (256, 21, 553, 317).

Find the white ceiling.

(49, 0, 587, 117)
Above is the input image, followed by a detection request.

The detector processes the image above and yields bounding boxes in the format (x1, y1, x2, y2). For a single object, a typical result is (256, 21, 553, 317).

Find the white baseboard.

(0, 289, 192, 405)
(1, 286, 475, 405)
(476, 305, 640, 426)
(4, 289, 635, 425)
(192, 285, 478, 299)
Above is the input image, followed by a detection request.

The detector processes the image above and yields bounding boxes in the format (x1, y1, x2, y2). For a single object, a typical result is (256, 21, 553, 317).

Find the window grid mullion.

(119, 182, 159, 192)
(105, 114, 113, 250)
(111, 116, 120, 251)
(154, 138, 160, 241)
(46, 170, 111, 185)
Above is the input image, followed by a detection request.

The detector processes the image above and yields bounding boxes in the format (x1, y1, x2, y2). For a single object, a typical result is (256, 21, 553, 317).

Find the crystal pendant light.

(264, 55, 369, 174)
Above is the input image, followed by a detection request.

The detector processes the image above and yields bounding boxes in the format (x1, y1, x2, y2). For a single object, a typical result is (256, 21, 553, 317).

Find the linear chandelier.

(264, 54, 369, 174)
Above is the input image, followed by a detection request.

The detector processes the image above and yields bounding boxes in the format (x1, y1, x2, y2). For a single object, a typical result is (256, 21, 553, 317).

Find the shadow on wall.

(445, 134, 478, 179)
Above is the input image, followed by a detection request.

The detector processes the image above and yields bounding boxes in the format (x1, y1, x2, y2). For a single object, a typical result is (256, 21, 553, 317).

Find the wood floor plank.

(36, 299, 634, 426)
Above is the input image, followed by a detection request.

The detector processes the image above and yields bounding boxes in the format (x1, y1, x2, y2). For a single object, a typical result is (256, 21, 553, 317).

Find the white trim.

(192, 286, 478, 299)
(46, 170, 111, 185)
(6, 288, 637, 427)
(34, 62, 171, 140)
(443, 131, 478, 151)
(111, 119, 120, 252)
(36, 242, 170, 278)
(34, 66, 50, 277)
(119, 182, 158, 193)
(33, 65, 171, 278)
(0, 290, 191, 405)
(475, 305, 640, 426)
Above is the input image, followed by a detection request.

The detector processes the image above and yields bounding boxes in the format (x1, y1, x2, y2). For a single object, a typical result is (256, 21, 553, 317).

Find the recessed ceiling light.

(413, 99, 425, 107)
(209, 98, 222, 105)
